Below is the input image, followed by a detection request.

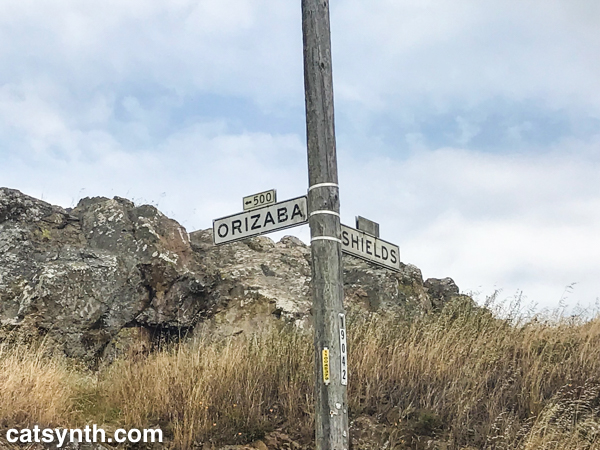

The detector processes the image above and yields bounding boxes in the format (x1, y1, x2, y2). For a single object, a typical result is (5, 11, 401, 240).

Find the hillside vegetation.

(1, 297, 600, 449)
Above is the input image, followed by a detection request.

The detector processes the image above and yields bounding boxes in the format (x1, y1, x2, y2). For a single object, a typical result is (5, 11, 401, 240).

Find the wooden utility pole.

(301, 1, 350, 449)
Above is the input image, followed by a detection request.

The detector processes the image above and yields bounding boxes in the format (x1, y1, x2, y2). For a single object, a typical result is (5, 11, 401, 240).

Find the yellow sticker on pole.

(322, 348, 330, 385)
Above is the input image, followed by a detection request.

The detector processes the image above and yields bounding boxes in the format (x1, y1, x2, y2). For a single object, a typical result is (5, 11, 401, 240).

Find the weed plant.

(1, 297, 599, 449)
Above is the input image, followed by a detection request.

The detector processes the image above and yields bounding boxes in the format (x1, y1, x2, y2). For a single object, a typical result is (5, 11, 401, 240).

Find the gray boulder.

(190, 228, 435, 337)
(423, 277, 461, 310)
(0, 187, 464, 361)
(0, 188, 215, 361)
(190, 230, 313, 336)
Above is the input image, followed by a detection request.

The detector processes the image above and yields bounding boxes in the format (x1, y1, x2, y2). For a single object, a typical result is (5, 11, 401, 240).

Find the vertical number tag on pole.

(322, 348, 331, 385)
(339, 314, 348, 386)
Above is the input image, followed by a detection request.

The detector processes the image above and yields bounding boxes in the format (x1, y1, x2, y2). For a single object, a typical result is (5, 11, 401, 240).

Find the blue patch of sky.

(0, 125, 48, 163)
(335, 97, 600, 158)
(109, 84, 306, 145)
(170, 93, 306, 136)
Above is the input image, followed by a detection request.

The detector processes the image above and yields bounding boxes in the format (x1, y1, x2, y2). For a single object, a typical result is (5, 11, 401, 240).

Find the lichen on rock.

(0, 187, 468, 362)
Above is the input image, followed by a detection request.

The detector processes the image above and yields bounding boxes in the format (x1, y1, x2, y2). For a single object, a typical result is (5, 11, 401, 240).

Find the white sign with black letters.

(213, 196, 308, 245)
(243, 189, 277, 211)
(341, 224, 400, 271)
(339, 313, 348, 386)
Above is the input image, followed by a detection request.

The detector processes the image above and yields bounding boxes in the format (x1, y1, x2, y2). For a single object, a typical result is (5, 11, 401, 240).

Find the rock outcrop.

(0, 188, 465, 361)
(0, 188, 215, 361)
(424, 277, 461, 311)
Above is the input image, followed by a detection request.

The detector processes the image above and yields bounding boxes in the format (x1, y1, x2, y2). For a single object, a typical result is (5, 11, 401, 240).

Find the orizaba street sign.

(213, 193, 401, 272)
(341, 224, 401, 272)
(213, 196, 308, 245)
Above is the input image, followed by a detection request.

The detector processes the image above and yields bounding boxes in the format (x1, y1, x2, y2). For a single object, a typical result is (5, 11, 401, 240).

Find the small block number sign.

(322, 348, 330, 385)
(243, 189, 277, 211)
(339, 314, 348, 386)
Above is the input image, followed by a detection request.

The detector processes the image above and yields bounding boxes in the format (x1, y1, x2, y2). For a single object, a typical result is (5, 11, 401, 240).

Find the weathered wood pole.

(301, 0, 350, 449)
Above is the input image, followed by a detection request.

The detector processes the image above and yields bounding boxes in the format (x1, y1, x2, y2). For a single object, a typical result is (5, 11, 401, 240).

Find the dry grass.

(348, 298, 600, 449)
(0, 340, 87, 428)
(1, 298, 600, 449)
(101, 327, 314, 448)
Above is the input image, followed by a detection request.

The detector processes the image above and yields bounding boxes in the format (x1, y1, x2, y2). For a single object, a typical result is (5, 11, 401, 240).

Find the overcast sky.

(1, 0, 599, 313)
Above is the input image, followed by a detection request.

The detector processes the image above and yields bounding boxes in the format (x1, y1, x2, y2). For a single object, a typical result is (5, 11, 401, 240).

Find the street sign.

(356, 216, 379, 238)
(341, 224, 400, 271)
(243, 189, 277, 211)
(213, 196, 308, 245)
(339, 313, 348, 386)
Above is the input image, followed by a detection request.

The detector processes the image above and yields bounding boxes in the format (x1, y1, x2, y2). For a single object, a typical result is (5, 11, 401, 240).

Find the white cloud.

(332, 0, 600, 111)
(0, 0, 303, 107)
(1, 116, 307, 229)
(338, 137, 600, 310)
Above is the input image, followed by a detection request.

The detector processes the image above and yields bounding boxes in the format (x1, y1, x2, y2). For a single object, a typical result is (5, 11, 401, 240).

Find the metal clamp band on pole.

(308, 182, 339, 192)
(311, 236, 342, 244)
(310, 210, 340, 218)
